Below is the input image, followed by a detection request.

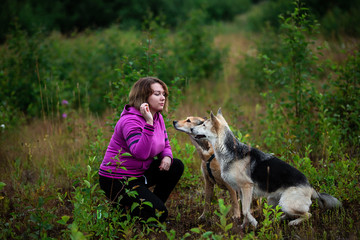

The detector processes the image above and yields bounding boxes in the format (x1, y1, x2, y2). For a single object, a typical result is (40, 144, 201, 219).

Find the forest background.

(1, 0, 359, 239)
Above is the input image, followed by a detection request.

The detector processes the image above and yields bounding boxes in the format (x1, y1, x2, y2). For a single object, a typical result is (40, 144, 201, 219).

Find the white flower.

(0, 124, 5, 129)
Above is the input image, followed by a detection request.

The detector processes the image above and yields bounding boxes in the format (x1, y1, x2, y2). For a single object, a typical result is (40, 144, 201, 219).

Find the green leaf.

(84, 180, 91, 188)
(121, 152, 132, 157)
(0, 182, 6, 190)
(190, 228, 201, 233)
(225, 223, 233, 232)
(57, 215, 70, 225)
(202, 231, 213, 238)
(131, 202, 139, 212)
(91, 184, 98, 194)
(142, 201, 153, 208)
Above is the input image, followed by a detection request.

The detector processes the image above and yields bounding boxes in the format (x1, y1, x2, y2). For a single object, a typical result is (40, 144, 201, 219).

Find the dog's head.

(190, 108, 228, 141)
(173, 116, 207, 136)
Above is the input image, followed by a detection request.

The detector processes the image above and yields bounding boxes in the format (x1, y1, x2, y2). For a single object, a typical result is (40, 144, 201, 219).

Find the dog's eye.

(186, 119, 191, 123)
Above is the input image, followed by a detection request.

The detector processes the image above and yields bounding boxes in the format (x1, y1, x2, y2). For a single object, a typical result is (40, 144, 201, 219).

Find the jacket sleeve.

(158, 115, 173, 161)
(120, 117, 154, 160)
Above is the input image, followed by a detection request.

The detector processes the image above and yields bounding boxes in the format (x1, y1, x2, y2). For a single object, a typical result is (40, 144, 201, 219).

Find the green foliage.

(323, 50, 360, 150)
(27, 196, 57, 239)
(304, 0, 360, 38)
(240, 0, 359, 165)
(247, 0, 296, 32)
(173, 9, 226, 83)
(215, 199, 233, 234)
(0, 0, 252, 43)
(257, 202, 283, 239)
(1, 10, 224, 130)
(1, 1, 359, 238)
(190, 199, 237, 240)
(204, 0, 251, 22)
(238, 0, 360, 207)
(170, 137, 200, 190)
(0, 23, 43, 117)
(247, 0, 360, 38)
(107, 10, 225, 128)
(255, 1, 322, 154)
(0, 25, 138, 122)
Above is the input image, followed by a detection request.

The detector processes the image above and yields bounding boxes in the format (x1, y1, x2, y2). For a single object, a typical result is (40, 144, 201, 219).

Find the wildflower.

(61, 100, 69, 105)
(62, 113, 67, 118)
(0, 124, 4, 129)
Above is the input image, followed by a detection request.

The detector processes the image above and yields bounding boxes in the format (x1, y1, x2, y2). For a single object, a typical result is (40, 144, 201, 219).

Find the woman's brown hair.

(129, 77, 169, 112)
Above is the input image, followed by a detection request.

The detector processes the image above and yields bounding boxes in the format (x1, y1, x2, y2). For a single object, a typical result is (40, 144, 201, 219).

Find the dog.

(190, 108, 342, 228)
(173, 116, 241, 221)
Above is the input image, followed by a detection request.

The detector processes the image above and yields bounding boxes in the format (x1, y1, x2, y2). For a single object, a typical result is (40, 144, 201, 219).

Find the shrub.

(172, 9, 226, 84)
(323, 50, 360, 152)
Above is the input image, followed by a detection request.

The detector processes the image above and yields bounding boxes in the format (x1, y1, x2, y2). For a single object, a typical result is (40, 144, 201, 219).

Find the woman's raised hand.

(140, 103, 153, 125)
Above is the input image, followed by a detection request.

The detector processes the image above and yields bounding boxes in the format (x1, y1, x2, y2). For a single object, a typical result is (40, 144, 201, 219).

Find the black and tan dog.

(173, 116, 241, 221)
(191, 109, 342, 228)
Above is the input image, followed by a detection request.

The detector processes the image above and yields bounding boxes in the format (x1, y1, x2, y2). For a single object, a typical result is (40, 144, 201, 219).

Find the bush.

(323, 50, 360, 152)
(239, 0, 359, 160)
(172, 9, 226, 84)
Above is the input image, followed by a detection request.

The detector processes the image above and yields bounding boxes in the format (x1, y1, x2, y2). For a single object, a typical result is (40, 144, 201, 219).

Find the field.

(1, 2, 360, 239)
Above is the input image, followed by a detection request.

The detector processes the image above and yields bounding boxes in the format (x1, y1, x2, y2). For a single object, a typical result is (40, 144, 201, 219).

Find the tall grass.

(1, 2, 359, 239)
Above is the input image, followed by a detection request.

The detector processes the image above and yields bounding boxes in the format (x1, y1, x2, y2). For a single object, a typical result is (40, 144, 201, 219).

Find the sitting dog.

(190, 109, 342, 228)
(173, 116, 241, 221)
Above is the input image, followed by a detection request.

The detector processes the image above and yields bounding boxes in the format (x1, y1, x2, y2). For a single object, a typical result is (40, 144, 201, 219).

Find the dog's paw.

(250, 219, 258, 228)
(240, 221, 248, 229)
(241, 216, 258, 229)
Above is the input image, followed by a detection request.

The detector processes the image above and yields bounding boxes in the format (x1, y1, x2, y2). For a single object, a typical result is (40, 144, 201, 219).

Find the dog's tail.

(312, 189, 342, 209)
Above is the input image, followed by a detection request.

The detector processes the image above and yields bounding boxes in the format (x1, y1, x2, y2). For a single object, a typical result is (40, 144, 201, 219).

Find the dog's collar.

(207, 154, 215, 162)
(206, 154, 216, 181)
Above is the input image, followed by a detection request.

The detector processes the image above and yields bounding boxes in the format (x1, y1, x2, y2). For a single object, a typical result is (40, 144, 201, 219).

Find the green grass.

(1, 9, 360, 238)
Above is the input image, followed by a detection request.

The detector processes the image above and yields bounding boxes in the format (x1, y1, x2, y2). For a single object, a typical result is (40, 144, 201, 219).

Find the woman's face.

(147, 83, 166, 115)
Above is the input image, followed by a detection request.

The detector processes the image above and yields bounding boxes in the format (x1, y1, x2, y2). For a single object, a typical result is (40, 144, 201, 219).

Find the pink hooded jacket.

(99, 105, 173, 179)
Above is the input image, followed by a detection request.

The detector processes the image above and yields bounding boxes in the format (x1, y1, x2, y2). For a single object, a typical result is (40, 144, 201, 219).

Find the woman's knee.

(171, 158, 184, 176)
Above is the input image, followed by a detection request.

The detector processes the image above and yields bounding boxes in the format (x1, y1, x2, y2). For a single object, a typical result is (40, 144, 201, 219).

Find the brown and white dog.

(173, 116, 241, 221)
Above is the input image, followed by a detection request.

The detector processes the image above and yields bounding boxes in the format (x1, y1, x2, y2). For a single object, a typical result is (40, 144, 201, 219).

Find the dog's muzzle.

(190, 127, 206, 139)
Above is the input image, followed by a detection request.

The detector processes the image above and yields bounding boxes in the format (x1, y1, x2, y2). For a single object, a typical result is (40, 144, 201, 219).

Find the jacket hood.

(121, 104, 159, 120)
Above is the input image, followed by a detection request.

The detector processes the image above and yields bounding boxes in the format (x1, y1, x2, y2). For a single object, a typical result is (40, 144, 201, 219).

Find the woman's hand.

(159, 156, 172, 171)
(140, 103, 153, 125)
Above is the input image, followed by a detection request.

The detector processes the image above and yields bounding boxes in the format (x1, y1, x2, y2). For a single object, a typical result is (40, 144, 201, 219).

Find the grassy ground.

(1, 25, 359, 239)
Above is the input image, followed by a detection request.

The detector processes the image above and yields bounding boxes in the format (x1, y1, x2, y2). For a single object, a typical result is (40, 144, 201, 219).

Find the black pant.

(99, 158, 184, 222)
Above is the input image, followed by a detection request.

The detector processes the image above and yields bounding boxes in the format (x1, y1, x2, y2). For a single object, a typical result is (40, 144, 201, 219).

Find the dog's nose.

(173, 120, 177, 126)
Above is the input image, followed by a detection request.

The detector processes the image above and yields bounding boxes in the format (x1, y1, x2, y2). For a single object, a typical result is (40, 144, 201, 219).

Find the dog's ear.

(210, 111, 216, 121)
(216, 107, 226, 123)
(210, 111, 220, 130)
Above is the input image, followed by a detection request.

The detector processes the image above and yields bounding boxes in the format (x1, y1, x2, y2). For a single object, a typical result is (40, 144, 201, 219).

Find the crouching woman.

(99, 77, 184, 222)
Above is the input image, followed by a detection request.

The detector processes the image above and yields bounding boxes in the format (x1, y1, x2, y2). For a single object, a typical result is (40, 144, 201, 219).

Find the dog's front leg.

(227, 186, 241, 220)
(199, 175, 214, 221)
(240, 183, 258, 228)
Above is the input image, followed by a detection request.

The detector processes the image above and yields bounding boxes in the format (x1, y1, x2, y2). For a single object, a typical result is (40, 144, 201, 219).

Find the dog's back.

(249, 148, 310, 193)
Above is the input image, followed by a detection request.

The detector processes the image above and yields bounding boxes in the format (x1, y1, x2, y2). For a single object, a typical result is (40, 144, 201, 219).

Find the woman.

(99, 77, 184, 223)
